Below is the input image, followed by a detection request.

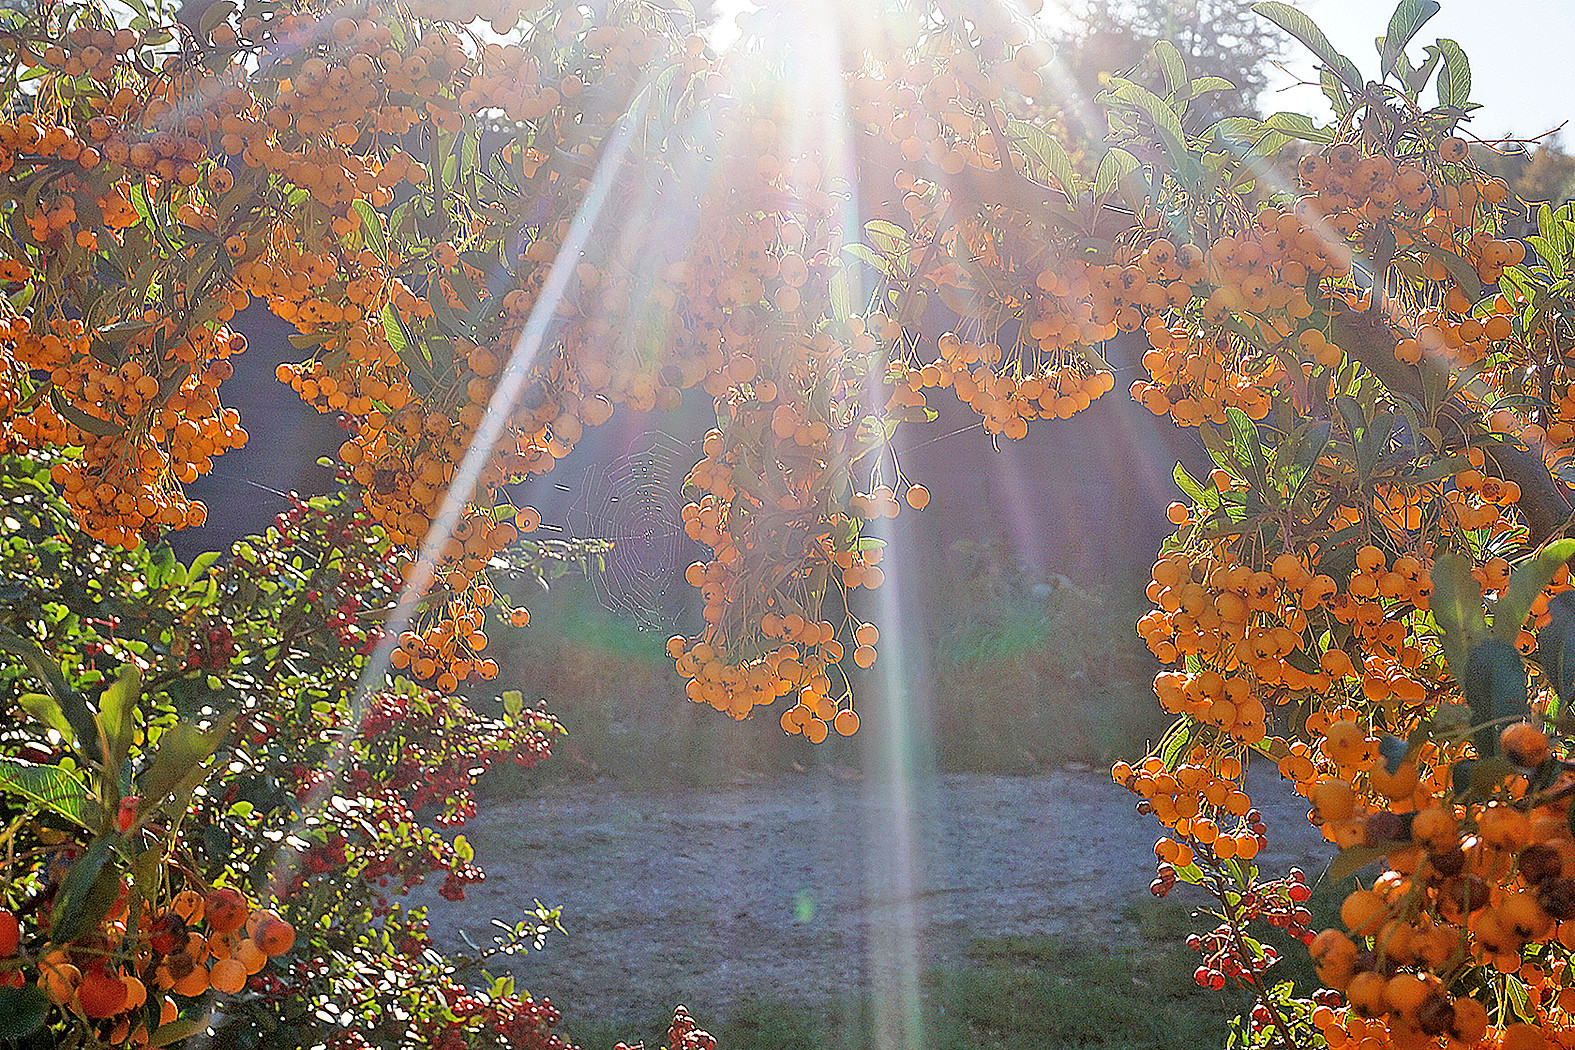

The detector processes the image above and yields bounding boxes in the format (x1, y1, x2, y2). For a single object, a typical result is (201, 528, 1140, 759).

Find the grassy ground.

(479, 546, 1165, 796)
(565, 922, 1252, 1050)
(567, 886, 1357, 1050)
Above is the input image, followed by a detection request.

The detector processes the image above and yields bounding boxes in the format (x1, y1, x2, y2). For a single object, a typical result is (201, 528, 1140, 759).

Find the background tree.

(1047, 0, 1285, 134)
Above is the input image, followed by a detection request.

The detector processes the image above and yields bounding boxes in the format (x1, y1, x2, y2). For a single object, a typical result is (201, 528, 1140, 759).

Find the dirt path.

(411, 766, 1331, 1026)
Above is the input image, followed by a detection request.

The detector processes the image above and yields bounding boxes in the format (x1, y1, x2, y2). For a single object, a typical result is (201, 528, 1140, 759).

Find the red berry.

(0, 909, 19, 956)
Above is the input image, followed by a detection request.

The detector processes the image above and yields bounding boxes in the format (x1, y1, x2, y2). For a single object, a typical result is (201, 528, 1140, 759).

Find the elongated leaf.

(0, 755, 98, 827)
(1185, 76, 1237, 98)
(1108, 83, 1186, 159)
(186, 550, 223, 585)
(1253, 2, 1365, 92)
(97, 662, 140, 798)
(197, 0, 236, 37)
(1422, 244, 1483, 303)
(1093, 147, 1139, 204)
(1264, 111, 1336, 144)
(0, 987, 50, 1039)
(843, 243, 896, 279)
(863, 219, 910, 257)
(1173, 463, 1211, 507)
(1320, 68, 1352, 118)
(1380, 0, 1440, 79)
(1005, 118, 1078, 195)
(137, 712, 237, 828)
(1432, 550, 1487, 676)
(381, 304, 408, 356)
(1537, 591, 1575, 708)
(1152, 40, 1187, 99)
(1157, 717, 1196, 771)
(0, 629, 101, 763)
(48, 386, 124, 437)
(51, 835, 120, 944)
(1492, 539, 1575, 644)
(1461, 640, 1528, 757)
(1227, 407, 1268, 491)
(17, 692, 76, 747)
(1323, 843, 1390, 885)
(1435, 38, 1471, 108)
(352, 199, 386, 259)
(1407, 45, 1444, 96)
(150, 1015, 210, 1047)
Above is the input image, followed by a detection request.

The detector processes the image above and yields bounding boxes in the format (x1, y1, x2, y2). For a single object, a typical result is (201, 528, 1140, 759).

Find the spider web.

(565, 431, 696, 629)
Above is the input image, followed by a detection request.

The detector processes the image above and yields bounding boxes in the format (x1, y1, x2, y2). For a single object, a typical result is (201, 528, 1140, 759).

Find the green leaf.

(1157, 717, 1196, 771)
(1184, 76, 1237, 98)
(1421, 244, 1483, 304)
(1005, 118, 1078, 195)
(1152, 40, 1188, 99)
(1491, 539, 1575, 644)
(1406, 44, 1444, 97)
(47, 386, 124, 437)
(353, 199, 386, 260)
(1173, 463, 1212, 508)
(1226, 407, 1269, 492)
(863, 219, 910, 257)
(829, 266, 853, 323)
(1379, 1, 1440, 79)
(136, 711, 237, 828)
(97, 662, 141, 798)
(1431, 550, 1487, 676)
(1536, 591, 1575, 708)
(186, 550, 223, 585)
(1460, 640, 1528, 757)
(196, 0, 236, 38)
(1106, 82, 1187, 159)
(17, 692, 77, 748)
(1434, 38, 1471, 108)
(0, 987, 50, 1039)
(381, 304, 408, 356)
(843, 243, 895, 279)
(1320, 68, 1352, 118)
(51, 835, 121, 944)
(0, 755, 98, 827)
(150, 1015, 210, 1047)
(1263, 111, 1335, 144)
(1322, 843, 1390, 885)
(1093, 147, 1139, 204)
(501, 690, 524, 717)
(0, 628, 101, 763)
(1253, 2, 1365, 93)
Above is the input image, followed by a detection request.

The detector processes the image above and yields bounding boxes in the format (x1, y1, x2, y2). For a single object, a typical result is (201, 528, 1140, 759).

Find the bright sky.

(709, 0, 1573, 145)
(1268, 0, 1574, 143)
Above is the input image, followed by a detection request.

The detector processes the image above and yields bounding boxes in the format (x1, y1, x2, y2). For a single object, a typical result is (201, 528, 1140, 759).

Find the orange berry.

(76, 970, 129, 1018)
(253, 913, 295, 956)
(171, 962, 209, 998)
(905, 484, 929, 509)
(209, 957, 247, 995)
(172, 889, 204, 924)
(1502, 721, 1551, 766)
(204, 887, 248, 934)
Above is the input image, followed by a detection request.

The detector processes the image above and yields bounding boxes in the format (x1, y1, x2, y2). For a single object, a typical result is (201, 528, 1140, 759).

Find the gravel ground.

(409, 765, 1332, 1026)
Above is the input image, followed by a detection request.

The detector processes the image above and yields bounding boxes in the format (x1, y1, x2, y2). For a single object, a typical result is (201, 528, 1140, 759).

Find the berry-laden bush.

(3, 0, 1575, 1045)
(0, 455, 595, 1047)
